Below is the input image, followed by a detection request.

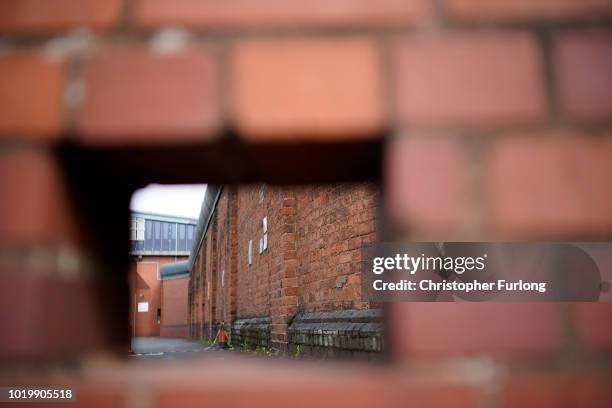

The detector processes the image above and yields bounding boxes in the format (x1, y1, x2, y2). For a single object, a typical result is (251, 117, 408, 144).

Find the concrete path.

(130, 337, 215, 359)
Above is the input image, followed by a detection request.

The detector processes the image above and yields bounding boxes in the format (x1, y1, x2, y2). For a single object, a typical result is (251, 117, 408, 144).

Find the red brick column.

(227, 187, 239, 326)
(269, 192, 299, 352)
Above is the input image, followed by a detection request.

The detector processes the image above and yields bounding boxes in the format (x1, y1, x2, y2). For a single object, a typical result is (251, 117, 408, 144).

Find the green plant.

(250, 346, 276, 357)
(241, 338, 249, 352)
(294, 345, 302, 358)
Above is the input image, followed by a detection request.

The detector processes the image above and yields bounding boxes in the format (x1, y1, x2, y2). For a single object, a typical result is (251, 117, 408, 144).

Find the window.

(136, 218, 144, 240)
(154, 221, 161, 249)
(178, 224, 186, 251)
(248, 240, 253, 265)
(162, 222, 169, 251)
(130, 217, 145, 241)
(145, 219, 153, 250)
(262, 216, 268, 252)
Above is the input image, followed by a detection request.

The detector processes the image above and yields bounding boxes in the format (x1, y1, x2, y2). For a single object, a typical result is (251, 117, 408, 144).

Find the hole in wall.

(127, 182, 385, 361)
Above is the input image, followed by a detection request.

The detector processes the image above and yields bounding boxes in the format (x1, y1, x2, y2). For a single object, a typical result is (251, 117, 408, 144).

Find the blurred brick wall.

(1, 0, 612, 407)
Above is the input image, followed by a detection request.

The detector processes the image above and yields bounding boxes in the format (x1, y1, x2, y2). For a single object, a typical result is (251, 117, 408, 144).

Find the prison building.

(188, 184, 382, 358)
(129, 212, 197, 338)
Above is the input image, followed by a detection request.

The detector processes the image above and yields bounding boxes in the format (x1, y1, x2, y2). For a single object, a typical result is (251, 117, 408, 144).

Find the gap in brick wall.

(53, 133, 386, 361)
(127, 181, 384, 360)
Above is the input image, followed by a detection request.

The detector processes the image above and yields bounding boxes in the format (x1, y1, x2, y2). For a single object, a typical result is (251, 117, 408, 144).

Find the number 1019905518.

(2, 387, 74, 401)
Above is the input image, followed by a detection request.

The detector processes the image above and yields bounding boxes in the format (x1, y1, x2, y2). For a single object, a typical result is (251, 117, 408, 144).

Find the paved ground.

(130, 337, 216, 359)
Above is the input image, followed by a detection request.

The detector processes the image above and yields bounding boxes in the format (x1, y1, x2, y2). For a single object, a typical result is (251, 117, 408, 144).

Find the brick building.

(188, 184, 380, 356)
(129, 212, 196, 338)
(159, 261, 190, 338)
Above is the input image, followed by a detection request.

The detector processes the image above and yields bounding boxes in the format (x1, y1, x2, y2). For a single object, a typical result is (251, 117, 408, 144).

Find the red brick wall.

(129, 256, 186, 337)
(212, 187, 236, 325)
(161, 276, 189, 338)
(189, 184, 378, 349)
(235, 185, 283, 318)
(295, 184, 377, 312)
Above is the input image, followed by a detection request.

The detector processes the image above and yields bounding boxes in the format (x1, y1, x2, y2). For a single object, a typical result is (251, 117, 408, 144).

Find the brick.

(0, 262, 113, 360)
(391, 381, 480, 408)
(502, 375, 612, 408)
(231, 38, 384, 142)
(158, 372, 478, 408)
(77, 46, 220, 145)
(386, 136, 466, 236)
(570, 376, 612, 408)
(45, 276, 111, 353)
(555, 32, 612, 121)
(0, 268, 49, 359)
(0, 0, 123, 34)
(394, 33, 546, 127)
(160, 275, 189, 338)
(136, 0, 430, 29)
(573, 303, 612, 351)
(0, 148, 77, 245)
(391, 303, 560, 357)
(503, 376, 566, 408)
(447, 0, 612, 23)
(0, 52, 65, 140)
(70, 385, 125, 408)
(159, 383, 380, 408)
(488, 134, 612, 236)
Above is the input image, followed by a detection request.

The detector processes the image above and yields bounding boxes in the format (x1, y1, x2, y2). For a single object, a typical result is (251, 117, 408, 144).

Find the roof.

(187, 185, 223, 273)
(131, 211, 198, 225)
(160, 261, 190, 280)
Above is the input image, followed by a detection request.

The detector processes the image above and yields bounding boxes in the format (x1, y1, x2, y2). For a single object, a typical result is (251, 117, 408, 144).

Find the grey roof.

(160, 261, 190, 280)
(131, 211, 198, 225)
(187, 185, 223, 273)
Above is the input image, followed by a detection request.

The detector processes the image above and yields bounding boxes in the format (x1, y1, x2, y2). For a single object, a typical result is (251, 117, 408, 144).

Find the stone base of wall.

(231, 316, 271, 349)
(288, 309, 383, 359)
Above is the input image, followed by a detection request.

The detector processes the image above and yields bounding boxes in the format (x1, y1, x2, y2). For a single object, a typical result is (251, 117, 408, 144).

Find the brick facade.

(129, 256, 187, 338)
(160, 276, 189, 338)
(188, 184, 379, 355)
